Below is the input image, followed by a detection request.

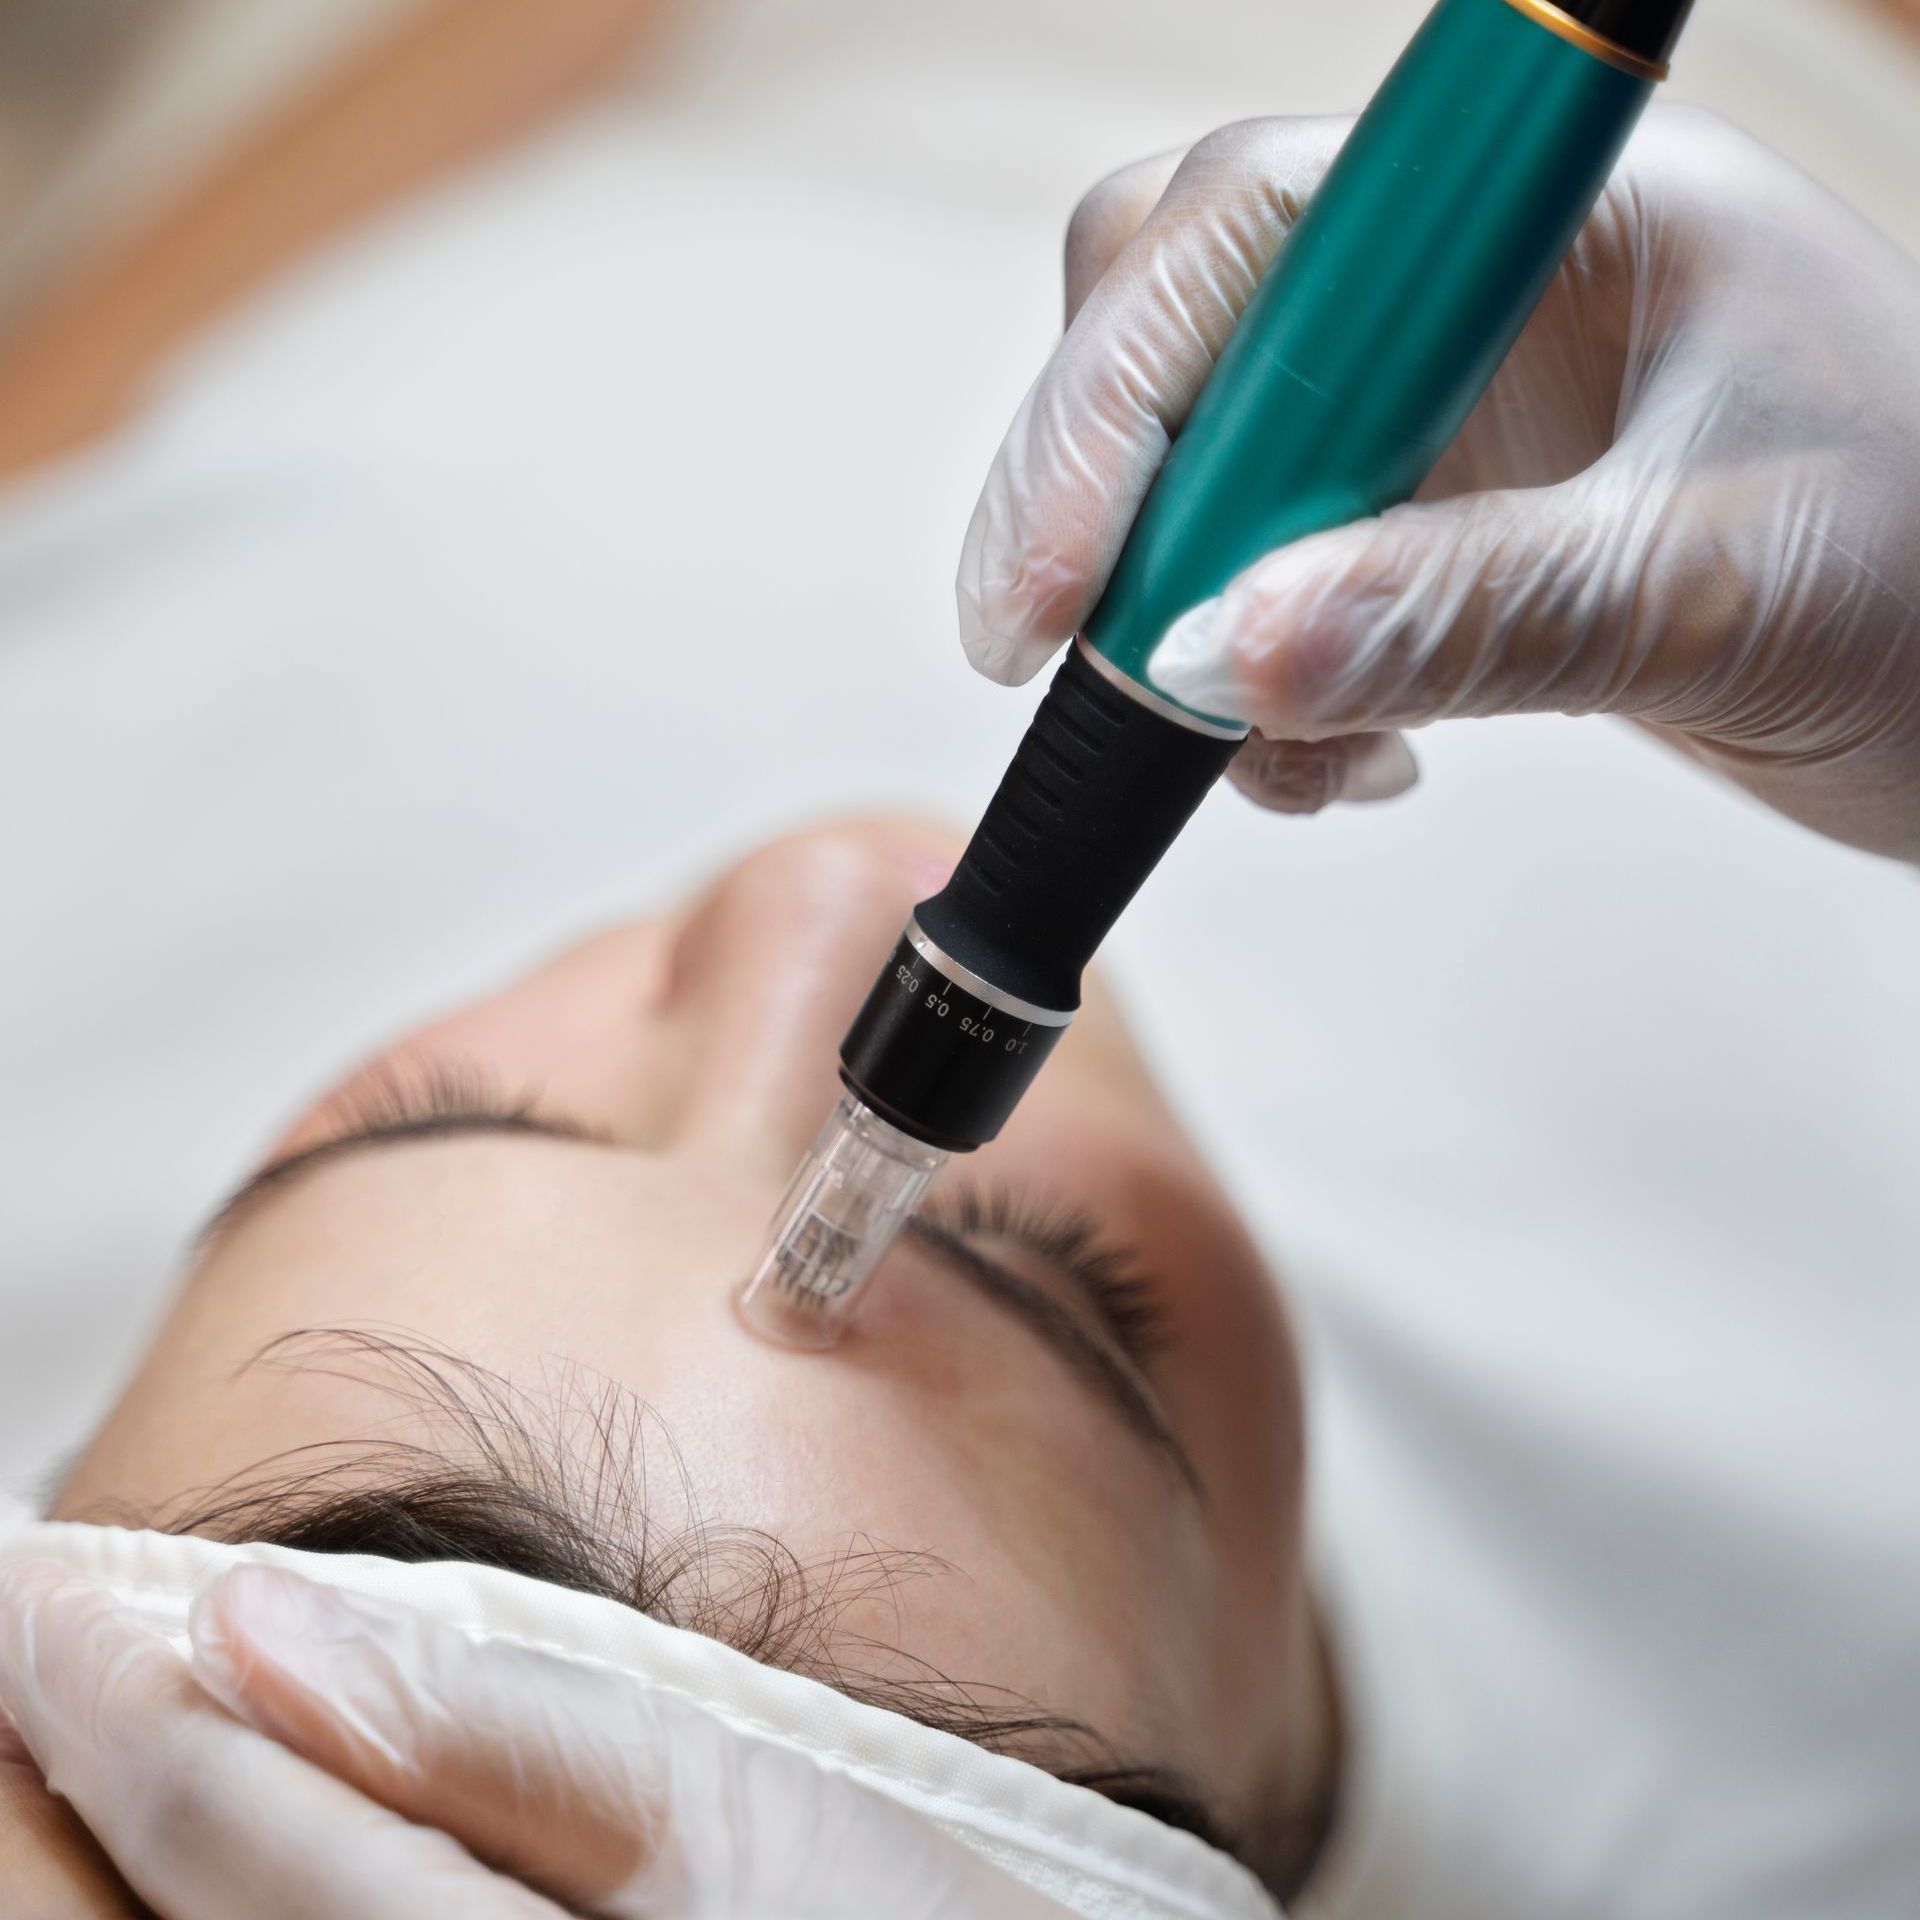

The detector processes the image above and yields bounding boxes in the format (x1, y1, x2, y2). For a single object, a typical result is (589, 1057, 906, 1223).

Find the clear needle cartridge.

(735, 1094, 947, 1348)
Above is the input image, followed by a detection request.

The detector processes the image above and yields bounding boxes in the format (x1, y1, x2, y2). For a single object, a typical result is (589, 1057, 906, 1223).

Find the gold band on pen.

(1499, 0, 1672, 82)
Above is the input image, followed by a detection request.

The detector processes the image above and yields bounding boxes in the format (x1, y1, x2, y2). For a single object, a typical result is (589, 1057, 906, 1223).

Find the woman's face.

(57, 819, 1325, 1872)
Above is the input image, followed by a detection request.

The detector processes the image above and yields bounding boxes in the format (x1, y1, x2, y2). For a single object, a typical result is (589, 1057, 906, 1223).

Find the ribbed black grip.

(914, 646, 1242, 1012)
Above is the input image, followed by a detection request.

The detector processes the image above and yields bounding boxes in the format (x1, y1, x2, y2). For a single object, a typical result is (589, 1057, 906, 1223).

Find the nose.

(662, 818, 961, 1172)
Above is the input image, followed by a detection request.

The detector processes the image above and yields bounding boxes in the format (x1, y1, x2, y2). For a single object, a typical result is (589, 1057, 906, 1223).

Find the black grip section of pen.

(838, 648, 1239, 1152)
(919, 646, 1241, 1011)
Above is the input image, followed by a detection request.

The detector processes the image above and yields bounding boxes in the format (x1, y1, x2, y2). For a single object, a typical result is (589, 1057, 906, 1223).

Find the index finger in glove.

(0, 1559, 564, 1920)
(1062, 147, 1184, 323)
(958, 115, 1351, 686)
(191, 1563, 1080, 1920)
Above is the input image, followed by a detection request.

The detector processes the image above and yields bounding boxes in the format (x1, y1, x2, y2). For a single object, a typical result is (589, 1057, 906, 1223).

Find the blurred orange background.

(0, 0, 1915, 484)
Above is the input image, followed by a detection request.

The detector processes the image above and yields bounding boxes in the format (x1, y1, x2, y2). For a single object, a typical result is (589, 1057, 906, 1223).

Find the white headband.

(0, 1511, 1281, 1920)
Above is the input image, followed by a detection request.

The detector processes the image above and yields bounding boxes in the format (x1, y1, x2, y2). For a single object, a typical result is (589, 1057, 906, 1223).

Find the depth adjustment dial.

(837, 922, 1073, 1154)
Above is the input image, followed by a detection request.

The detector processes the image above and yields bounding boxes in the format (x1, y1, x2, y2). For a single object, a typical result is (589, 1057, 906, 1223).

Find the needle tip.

(735, 1095, 946, 1351)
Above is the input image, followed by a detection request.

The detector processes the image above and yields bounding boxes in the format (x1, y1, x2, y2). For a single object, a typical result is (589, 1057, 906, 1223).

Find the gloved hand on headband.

(0, 1558, 1078, 1920)
(958, 105, 1920, 861)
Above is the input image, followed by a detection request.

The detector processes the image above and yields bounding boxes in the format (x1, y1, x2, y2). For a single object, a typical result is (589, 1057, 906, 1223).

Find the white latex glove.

(958, 106, 1920, 859)
(0, 1558, 1078, 1920)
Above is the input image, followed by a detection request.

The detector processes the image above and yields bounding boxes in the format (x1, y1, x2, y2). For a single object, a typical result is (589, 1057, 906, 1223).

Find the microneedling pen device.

(738, 0, 1696, 1349)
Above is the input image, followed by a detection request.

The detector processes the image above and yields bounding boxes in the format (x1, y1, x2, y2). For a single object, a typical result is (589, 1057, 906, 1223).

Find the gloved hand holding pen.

(959, 106, 1920, 861)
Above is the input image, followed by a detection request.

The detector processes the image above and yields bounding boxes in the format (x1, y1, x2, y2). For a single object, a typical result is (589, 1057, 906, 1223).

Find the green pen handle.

(1087, 0, 1681, 714)
(835, 0, 1695, 1159)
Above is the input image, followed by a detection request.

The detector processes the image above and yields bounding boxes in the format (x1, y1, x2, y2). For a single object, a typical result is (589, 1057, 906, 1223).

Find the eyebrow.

(201, 1114, 1200, 1490)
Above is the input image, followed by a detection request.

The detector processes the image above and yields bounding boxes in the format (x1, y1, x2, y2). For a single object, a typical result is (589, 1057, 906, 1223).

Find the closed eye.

(921, 1182, 1169, 1368)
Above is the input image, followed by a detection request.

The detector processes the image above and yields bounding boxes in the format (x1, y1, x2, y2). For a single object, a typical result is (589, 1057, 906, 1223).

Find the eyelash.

(924, 1183, 1169, 1367)
(321, 1059, 553, 1137)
